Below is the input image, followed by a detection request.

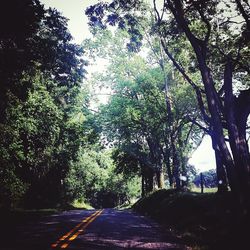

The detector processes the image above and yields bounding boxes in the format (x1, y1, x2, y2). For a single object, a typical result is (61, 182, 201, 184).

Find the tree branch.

(160, 38, 211, 124)
(235, 0, 250, 31)
(187, 115, 210, 134)
(153, 0, 161, 23)
(196, 5, 211, 44)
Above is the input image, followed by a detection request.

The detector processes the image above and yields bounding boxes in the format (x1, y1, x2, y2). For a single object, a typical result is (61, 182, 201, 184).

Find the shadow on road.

(0, 209, 189, 250)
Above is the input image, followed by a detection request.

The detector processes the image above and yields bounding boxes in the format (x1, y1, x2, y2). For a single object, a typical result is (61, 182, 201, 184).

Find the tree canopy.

(85, 0, 250, 207)
(0, 0, 249, 211)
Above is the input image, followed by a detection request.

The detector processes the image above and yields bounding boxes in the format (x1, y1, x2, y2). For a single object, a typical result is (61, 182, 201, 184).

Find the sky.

(40, 0, 216, 172)
(188, 135, 215, 172)
(41, 0, 99, 43)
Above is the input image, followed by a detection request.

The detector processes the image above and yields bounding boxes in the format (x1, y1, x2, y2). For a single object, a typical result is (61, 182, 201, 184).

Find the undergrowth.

(133, 189, 249, 250)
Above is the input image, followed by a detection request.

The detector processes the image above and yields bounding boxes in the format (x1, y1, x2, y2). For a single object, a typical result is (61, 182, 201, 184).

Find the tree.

(65, 147, 140, 207)
(0, 1, 84, 121)
(84, 28, 202, 195)
(85, 0, 250, 205)
(0, 1, 87, 208)
(193, 169, 217, 188)
(157, 0, 250, 199)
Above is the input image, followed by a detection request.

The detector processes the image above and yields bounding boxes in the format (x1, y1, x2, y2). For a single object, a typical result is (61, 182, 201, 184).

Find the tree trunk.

(144, 168, 154, 194)
(167, 0, 239, 194)
(171, 136, 181, 189)
(164, 146, 174, 187)
(200, 64, 238, 193)
(215, 147, 228, 193)
(236, 90, 250, 204)
(224, 59, 250, 196)
(160, 54, 175, 188)
(156, 170, 165, 189)
(141, 169, 145, 197)
(200, 172, 204, 193)
(147, 173, 154, 193)
(146, 137, 164, 190)
(211, 133, 228, 192)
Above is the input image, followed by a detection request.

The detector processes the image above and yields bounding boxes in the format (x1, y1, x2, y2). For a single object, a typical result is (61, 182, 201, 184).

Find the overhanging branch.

(160, 38, 211, 124)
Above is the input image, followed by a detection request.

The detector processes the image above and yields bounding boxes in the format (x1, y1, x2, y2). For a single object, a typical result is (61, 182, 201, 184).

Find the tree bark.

(215, 147, 229, 193)
(144, 167, 154, 194)
(211, 131, 229, 192)
(141, 167, 145, 197)
(166, 0, 239, 193)
(146, 137, 164, 189)
(163, 145, 174, 187)
(156, 170, 165, 189)
(200, 172, 204, 193)
(171, 135, 181, 189)
(224, 59, 250, 195)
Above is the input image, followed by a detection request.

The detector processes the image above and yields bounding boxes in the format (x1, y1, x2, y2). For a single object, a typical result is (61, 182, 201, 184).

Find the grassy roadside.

(0, 208, 58, 224)
(190, 187, 217, 193)
(132, 189, 249, 250)
(71, 199, 93, 209)
(0, 199, 93, 229)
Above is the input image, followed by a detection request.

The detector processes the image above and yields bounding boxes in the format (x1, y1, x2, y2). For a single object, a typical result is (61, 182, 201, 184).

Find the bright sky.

(189, 135, 216, 172)
(41, 0, 99, 43)
(40, 0, 216, 172)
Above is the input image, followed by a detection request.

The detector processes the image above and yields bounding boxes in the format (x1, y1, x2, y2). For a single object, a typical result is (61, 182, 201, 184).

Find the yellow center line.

(60, 209, 103, 249)
(51, 210, 101, 248)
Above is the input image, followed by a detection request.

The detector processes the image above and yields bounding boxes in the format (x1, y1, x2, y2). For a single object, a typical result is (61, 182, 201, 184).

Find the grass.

(0, 199, 93, 225)
(14, 207, 58, 213)
(116, 198, 140, 210)
(71, 199, 93, 209)
(190, 187, 217, 193)
(0, 199, 93, 241)
(132, 189, 250, 250)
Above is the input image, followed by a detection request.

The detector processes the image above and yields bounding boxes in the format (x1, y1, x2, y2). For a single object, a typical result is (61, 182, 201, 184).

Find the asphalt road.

(0, 209, 189, 250)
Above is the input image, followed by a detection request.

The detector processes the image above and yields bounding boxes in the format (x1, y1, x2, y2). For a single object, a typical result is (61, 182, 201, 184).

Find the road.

(0, 209, 189, 250)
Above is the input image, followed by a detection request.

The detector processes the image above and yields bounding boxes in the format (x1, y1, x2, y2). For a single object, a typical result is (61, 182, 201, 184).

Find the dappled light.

(72, 209, 186, 249)
(0, 0, 249, 249)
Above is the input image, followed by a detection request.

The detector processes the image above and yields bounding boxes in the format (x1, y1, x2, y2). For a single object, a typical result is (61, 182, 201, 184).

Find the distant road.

(1, 209, 189, 249)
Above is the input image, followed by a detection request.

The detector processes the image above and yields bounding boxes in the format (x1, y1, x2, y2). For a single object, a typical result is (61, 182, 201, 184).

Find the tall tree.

(84, 28, 201, 194)
(0, 0, 84, 121)
(0, 0, 86, 208)
(85, 0, 250, 203)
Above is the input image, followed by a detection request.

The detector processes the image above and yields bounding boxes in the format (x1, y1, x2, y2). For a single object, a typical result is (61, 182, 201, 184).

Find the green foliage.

(1, 0, 145, 210)
(71, 199, 93, 209)
(7, 0, 250, 210)
(0, 168, 28, 209)
(85, 0, 250, 196)
(0, 73, 65, 208)
(0, 1, 85, 121)
(0, 1, 87, 209)
(85, 28, 202, 191)
(65, 148, 141, 208)
(193, 169, 217, 188)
